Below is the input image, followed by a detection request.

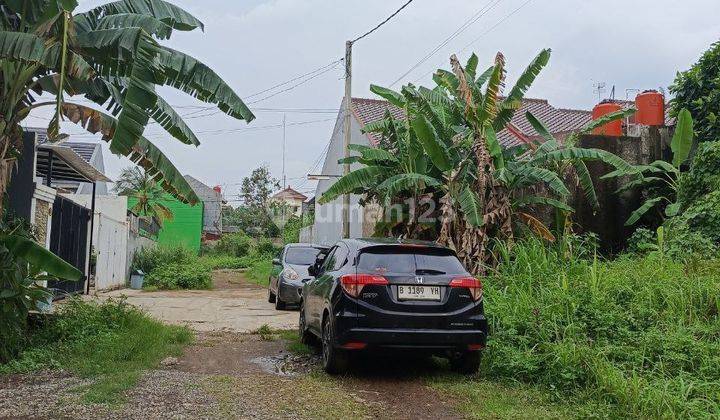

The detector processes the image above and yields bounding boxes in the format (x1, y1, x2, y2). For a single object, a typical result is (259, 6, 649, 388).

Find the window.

(320, 246, 337, 273)
(284, 247, 325, 265)
(332, 244, 349, 271)
(357, 248, 466, 275)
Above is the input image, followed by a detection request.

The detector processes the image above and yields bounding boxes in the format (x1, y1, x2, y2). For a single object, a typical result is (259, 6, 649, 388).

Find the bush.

(145, 263, 212, 290)
(255, 237, 279, 256)
(483, 239, 720, 418)
(198, 255, 248, 270)
(215, 232, 252, 258)
(132, 245, 195, 274)
(677, 141, 720, 208)
(0, 299, 192, 403)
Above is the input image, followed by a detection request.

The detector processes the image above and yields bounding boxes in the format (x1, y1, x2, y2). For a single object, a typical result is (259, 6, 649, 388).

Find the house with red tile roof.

(307, 96, 593, 245)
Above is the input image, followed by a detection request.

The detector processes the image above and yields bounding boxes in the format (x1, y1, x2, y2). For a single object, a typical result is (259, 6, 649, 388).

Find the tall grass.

(0, 299, 192, 404)
(483, 239, 720, 418)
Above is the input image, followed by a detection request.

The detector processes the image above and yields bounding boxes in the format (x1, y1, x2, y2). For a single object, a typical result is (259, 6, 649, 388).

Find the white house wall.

(313, 105, 370, 246)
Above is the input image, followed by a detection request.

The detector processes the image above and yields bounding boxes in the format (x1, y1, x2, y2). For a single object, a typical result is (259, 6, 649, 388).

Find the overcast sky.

(25, 0, 720, 204)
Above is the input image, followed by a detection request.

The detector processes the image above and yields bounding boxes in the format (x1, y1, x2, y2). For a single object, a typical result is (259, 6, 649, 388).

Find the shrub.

(254, 237, 278, 256)
(483, 239, 720, 418)
(145, 263, 212, 290)
(677, 141, 720, 208)
(215, 232, 252, 257)
(0, 299, 192, 403)
(132, 245, 195, 274)
(198, 255, 248, 270)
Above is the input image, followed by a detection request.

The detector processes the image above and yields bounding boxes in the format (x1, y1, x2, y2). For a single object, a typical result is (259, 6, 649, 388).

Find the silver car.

(268, 243, 329, 310)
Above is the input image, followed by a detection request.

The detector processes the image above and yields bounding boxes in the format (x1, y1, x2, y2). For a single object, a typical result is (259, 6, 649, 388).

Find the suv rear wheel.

(449, 351, 481, 374)
(267, 286, 276, 303)
(321, 315, 348, 374)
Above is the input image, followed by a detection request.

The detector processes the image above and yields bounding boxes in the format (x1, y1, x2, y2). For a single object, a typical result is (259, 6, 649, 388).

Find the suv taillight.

(340, 274, 388, 298)
(449, 276, 483, 301)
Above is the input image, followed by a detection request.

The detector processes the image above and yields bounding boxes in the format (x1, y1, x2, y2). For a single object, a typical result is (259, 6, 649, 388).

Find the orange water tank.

(635, 90, 665, 126)
(592, 101, 623, 136)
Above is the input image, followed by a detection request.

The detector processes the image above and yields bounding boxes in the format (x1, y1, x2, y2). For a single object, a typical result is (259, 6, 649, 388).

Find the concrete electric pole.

(342, 40, 352, 239)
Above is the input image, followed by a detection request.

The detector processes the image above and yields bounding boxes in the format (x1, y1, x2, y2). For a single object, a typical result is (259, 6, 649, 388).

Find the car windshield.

(357, 248, 466, 275)
(285, 247, 325, 265)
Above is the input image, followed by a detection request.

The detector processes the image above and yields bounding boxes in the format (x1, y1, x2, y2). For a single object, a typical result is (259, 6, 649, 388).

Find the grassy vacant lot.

(482, 240, 720, 418)
(0, 299, 192, 404)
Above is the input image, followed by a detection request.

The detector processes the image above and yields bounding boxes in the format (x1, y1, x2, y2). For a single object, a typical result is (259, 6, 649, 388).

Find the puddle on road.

(250, 353, 319, 376)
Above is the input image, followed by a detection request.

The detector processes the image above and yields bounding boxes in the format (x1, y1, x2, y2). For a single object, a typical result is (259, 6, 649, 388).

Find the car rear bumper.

(335, 327, 487, 350)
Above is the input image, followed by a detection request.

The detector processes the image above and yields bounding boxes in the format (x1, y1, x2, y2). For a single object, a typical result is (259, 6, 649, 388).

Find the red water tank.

(213, 185, 222, 194)
(592, 100, 623, 136)
(635, 90, 665, 126)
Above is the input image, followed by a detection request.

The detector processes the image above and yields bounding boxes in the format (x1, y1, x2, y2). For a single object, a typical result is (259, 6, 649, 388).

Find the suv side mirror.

(308, 265, 317, 277)
(272, 258, 281, 265)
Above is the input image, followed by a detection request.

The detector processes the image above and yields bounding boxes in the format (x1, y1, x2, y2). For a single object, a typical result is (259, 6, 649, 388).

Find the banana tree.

(0, 0, 255, 215)
(321, 50, 635, 274)
(1, 219, 82, 362)
(519, 107, 637, 240)
(602, 108, 695, 226)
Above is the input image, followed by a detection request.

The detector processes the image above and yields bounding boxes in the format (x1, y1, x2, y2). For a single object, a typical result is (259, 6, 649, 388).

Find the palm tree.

(321, 50, 633, 274)
(0, 0, 255, 215)
(114, 166, 173, 225)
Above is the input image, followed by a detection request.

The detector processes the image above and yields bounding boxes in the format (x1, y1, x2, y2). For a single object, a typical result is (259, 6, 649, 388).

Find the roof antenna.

(610, 85, 615, 100)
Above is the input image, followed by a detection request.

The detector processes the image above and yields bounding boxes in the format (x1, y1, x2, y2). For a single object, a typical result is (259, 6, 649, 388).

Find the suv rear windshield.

(285, 247, 324, 265)
(357, 247, 466, 275)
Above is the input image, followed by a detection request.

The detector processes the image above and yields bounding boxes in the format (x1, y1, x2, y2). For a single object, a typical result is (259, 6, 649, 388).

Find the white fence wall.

(94, 212, 128, 290)
(299, 225, 314, 243)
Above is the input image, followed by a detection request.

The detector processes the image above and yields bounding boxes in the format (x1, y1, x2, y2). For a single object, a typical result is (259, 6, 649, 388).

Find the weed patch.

(0, 299, 192, 404)
(483, 239, 720, 417)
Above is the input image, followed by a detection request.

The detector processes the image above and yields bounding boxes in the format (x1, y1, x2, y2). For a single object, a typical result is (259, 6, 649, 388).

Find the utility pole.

(282, 113, 287, 189)
(342, 40, 352, 238)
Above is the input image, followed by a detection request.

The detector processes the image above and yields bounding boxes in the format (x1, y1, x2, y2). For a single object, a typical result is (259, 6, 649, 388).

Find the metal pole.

(282, 113, 287, 189)
(46, 150, 54, 187)
(342, 40, 352, 238)
(85, 182, 96, 295)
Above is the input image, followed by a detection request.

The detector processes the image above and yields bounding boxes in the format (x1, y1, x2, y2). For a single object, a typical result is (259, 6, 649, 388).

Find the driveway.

(98, 269, 298, 332)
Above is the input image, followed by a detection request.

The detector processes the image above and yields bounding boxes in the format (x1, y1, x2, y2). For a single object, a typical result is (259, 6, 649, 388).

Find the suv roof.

(285, 243, 329, 249)
(345, 238, 447, 250)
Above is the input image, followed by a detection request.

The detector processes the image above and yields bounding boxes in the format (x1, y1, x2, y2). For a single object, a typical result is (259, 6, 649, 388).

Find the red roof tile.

(350, 97, 591, 148)
(351, 97, 406, 145)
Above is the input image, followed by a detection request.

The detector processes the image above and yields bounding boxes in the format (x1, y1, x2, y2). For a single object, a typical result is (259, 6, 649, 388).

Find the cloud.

(48, 0, 720, 200)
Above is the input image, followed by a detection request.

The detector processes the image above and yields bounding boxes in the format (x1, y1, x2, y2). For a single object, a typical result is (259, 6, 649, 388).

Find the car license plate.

(398, 285, 441, 301)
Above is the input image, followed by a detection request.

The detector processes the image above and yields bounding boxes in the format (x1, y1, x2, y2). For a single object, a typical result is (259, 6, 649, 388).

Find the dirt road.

(2, 271, 573, 419)
(98, 269, 298, 332)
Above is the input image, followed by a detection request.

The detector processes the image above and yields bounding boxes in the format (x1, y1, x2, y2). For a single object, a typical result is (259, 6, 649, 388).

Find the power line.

(410, 0, 537, 85)
(247, 62, 343, 105)
(388, 0, 501, 87)
(459, 0, 535, 55)
(351, 0, 415, 44)
(244, 59, 343, 100)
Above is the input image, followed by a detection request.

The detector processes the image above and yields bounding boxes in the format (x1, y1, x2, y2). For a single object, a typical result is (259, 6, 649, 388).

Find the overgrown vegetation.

(132, 237, 280, 290)
(0, 299, 192, 404)
(145, 263, 212, 290)
(1, 217, 82, 364)
(482, 239, 720, 418)
(320, 50, 631, 274)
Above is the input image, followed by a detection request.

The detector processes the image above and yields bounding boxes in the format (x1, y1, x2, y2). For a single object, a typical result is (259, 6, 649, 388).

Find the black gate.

(48, 196, 90, 295)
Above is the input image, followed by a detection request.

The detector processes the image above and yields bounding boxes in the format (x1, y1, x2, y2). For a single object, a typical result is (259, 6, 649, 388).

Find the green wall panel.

(128, 194, 203, 252)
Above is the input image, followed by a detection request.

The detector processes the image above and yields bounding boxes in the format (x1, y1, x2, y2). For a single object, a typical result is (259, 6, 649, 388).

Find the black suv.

(300, 238, 487, 374)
